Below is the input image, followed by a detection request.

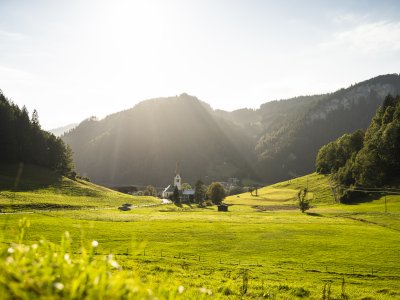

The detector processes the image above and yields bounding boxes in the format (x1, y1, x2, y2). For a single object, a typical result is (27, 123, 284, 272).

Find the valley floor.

(0, 172, 399, 299)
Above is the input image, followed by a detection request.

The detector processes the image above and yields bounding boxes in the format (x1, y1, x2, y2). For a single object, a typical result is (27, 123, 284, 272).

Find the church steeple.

(174, 162, 181, 190)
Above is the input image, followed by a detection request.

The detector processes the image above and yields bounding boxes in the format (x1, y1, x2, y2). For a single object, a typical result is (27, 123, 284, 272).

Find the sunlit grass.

(0, 163, 159, 212)
(1, 168, 400, 298)
(0, 219, 213, 299)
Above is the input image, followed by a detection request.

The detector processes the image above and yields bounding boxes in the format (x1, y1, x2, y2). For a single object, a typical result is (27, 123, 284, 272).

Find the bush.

(292, 287, 310, 298)
(204, 200, 214, 206)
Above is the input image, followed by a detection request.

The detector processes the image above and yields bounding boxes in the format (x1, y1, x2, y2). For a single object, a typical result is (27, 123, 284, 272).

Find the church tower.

(174, 162, 182, 190)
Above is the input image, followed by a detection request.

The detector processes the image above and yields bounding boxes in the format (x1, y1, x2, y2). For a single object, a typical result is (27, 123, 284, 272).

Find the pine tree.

(194, 180, 205, 204)
(172, 186, 180, 204)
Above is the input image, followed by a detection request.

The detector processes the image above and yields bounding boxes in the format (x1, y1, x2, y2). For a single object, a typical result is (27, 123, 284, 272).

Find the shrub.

(292, 287, 310, 298)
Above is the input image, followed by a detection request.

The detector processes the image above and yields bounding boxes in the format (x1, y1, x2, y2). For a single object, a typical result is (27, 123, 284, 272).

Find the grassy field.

(0, 163, 159, 212)
(0, 168, 399, 299)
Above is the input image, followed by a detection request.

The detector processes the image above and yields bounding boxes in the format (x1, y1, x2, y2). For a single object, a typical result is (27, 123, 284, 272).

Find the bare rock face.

(309, 83, 397, 122)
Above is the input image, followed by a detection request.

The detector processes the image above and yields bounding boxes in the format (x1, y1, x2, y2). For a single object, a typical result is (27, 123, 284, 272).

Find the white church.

(161, 163, 194, 200)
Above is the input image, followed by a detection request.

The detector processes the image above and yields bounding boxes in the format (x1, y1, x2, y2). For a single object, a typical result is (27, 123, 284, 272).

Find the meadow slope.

(1, 170, 399, 299)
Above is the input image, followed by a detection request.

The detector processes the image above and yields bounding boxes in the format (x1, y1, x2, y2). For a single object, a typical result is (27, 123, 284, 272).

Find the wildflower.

(64, 253, 71, 264)
(7, 247, 14, 254)
(15, 244, 29, 253)
(110, 260, 120, 269)
(31, 244, 38, 249)
(5, 256, 14, 265)
(91, 240, 99, 248)
(53, 282, 64, 290)
(200, 287, 212, 295)
(178, 286, 185, 294)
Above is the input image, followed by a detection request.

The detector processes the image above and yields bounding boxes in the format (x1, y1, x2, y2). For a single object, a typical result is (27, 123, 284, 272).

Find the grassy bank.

(0, 169, 399, 298)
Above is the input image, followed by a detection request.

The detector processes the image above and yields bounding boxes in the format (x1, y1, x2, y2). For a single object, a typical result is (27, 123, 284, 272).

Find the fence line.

(86, 247, 400, 278)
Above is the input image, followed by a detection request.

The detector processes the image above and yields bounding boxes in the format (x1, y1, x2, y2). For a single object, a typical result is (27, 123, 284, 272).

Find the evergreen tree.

(31, 109, 40, 129)
(194, 180, 205, 204)
(0, 90, 74, 176)
(172, 186, 180, 204)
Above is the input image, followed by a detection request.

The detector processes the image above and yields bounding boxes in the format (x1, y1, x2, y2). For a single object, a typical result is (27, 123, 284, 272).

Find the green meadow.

(0, 165, 399, 299)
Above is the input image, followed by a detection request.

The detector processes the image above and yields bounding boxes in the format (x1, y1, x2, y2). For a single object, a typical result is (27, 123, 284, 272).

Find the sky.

(1, 0, 400, 129)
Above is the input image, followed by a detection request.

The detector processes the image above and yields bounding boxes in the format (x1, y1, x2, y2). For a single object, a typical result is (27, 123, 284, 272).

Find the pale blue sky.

(1, 0, 400, 129)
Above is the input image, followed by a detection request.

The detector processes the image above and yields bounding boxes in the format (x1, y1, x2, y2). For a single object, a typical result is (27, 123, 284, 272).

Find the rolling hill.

(0, 163, 158, 212)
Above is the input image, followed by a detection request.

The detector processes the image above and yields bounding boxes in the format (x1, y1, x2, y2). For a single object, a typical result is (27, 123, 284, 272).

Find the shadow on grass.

(306, 212, 324, 217)
(0, 163, 63, 192)
(341, 192, 379, 205)
(0, 203, 89, 212)
(0, 163, 104, 197)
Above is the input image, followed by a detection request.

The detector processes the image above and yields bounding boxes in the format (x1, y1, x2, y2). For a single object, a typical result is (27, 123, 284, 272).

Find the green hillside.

(0, 163, 158, 212)
(1, 172, 400, 299)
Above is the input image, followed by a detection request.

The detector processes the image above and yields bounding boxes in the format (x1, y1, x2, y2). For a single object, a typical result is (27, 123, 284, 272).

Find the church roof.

(163, 185, 174, 193)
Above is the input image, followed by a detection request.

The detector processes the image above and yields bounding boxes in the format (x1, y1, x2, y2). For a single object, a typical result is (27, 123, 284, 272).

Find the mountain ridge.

(63, 74, 400, 186)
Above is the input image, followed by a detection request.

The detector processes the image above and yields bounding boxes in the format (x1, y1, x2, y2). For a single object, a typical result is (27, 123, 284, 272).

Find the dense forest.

(0, 90, 73, 175)
(63, 94, 256, 186)
(316, 94, 400, 195)
(63, 74, 400, 186)
(251, 74, 400, 181)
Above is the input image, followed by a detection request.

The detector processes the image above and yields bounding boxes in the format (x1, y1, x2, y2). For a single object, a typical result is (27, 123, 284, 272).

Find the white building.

(162, 162, 182, 199)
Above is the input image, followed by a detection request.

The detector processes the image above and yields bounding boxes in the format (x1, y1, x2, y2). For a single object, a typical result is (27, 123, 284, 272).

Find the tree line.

(0, 90, 74, 175)
(316, 94, 400, 201)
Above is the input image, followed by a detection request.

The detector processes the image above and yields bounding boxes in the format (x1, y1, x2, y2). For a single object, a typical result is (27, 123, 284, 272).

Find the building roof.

(163, 185, 174, 193)
(182, 189, 195, 195)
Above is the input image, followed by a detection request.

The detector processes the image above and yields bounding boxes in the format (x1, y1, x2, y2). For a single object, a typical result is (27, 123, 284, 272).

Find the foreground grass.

(1, 206, 399, 299)
(0, 219, 212, 299)
(1, 170, 400, 298)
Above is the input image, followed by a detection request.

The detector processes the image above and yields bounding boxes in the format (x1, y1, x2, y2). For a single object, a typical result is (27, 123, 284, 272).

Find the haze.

(1, 0, 400, 129)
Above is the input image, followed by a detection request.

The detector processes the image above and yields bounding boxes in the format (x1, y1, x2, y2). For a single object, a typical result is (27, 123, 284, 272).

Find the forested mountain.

(63, 74, 400, 186)
(251, 74, 400, 181)
(316, 94, 400, 191)
(0, 90, 73, 175)
(63, 94, 256, 186)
